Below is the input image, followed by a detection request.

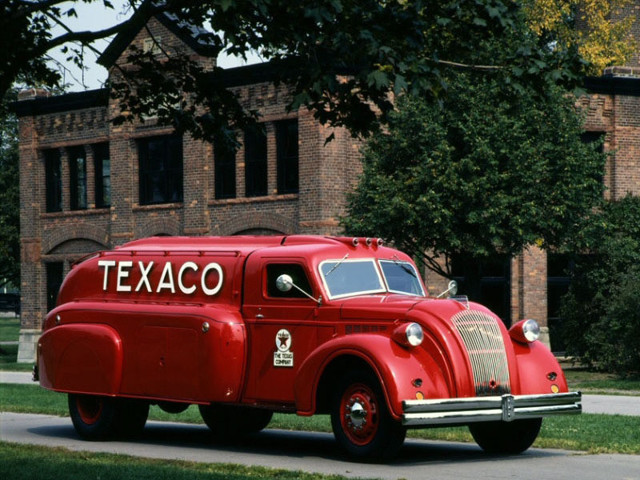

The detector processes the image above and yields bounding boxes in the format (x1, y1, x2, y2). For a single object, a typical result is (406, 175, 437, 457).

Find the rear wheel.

(330, 370, 406, 461)
(469, 418, 542, 454)
(199, 404, 273, 438)
(68, 394, 149, 440)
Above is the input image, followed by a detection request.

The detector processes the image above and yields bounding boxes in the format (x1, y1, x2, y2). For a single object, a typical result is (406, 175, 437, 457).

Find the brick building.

(14, 6, 640, 360)
(14, 12, 362, 362)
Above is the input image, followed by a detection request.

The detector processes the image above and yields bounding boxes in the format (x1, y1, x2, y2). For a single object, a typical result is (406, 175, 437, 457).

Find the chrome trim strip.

(402, 392, 582, 426)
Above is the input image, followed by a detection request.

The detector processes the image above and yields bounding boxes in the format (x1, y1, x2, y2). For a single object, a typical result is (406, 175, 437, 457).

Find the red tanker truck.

(36, 235, 581, 460)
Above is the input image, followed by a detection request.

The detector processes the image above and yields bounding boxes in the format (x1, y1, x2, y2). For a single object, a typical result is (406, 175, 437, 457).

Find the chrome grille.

(452, 310, 511, 396)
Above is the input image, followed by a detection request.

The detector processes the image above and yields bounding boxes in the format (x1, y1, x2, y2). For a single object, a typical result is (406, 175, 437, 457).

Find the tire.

(69, 394, 118, 440)
(330, 370, 406, 461)
(469, 418, 542, 454)
(68, 394, 149, 440)
(116, 399, 150, 437)
(199, 404, 273, 438)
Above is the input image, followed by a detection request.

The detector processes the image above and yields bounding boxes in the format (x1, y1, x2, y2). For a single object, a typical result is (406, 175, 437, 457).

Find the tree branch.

(432, 58, 505, 72)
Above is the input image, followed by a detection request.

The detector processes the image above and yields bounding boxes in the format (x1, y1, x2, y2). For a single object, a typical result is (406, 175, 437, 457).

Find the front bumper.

(402, 391, 582, 426)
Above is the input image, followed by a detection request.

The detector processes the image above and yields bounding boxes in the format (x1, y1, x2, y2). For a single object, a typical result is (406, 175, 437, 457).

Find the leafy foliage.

(0, 1, 635, 143)
(0, 89, 20, 288)
(342, 74, 606, 277)
(561, 196, 640, 375)
(111, 0, 590, 143)
(0, 0, 127, 95)
(524, 0, 636, 75)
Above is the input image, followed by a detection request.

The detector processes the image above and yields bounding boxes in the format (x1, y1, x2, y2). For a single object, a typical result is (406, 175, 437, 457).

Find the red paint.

(39, 234, 573, 426)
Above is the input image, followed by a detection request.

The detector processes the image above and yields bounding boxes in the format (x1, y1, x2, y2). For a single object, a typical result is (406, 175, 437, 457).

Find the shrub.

(561, 196, 640, 375)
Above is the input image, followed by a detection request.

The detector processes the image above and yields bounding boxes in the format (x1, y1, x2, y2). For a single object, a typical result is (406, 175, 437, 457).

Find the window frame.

(214, 138, 236, 200)
(318, 258, 386, 300)
(244, 125, 268, 197)
(67, 146, 87, 211)
(93, 143, 111, 208)
(138, 135, 184, 206)
(276, 119, 299, 194)
(44, 149, 62, 213)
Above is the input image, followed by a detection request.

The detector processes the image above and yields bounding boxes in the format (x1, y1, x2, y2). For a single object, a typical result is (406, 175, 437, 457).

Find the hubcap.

(340, 383, 380, 446)
(76, 396, 103, 425)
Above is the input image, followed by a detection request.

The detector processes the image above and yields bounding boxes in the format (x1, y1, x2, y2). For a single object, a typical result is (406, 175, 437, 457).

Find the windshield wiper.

(325, 254, 349, 276)
(391, 255, 417, 277)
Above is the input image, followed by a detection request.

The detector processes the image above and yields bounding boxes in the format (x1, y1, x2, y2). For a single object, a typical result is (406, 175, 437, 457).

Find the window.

(93, 143, 111, 208)
(267, 264, 313, 299)
(581, 131, 605, 153)
(214, 138, 236, 199)
(46, 262, 63, 311)
(276, 119, 298, 194)
(138, 135, 183, 205)
(44, 149, 62, 213)
(68, 146, 87, 210)
(319, 259, 386, 299)
(245, 125, 267, 197)
(379, 260, 425, 296)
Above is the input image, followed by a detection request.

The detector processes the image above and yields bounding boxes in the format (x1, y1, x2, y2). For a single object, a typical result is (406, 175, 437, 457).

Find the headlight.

(393, 322, 424, 347)
(509, 319, 540, 344)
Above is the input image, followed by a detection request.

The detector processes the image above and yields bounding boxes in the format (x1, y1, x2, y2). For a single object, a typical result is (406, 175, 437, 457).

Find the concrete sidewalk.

(2, 370, 638, 416)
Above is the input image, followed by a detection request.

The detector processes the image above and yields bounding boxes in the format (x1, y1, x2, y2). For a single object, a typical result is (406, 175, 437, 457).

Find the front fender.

(511, 340, 570, 394)
(294, 334, 451, 420)
(38, 323, 123, 395)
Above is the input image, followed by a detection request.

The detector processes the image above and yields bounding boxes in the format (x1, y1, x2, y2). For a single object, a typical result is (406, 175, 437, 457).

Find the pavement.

(1, 370, 638, 416)
(3, 411, 640, 480)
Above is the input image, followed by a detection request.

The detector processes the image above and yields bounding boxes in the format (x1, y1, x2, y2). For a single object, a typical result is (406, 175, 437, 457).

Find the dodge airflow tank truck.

(36, 235, 581, 460)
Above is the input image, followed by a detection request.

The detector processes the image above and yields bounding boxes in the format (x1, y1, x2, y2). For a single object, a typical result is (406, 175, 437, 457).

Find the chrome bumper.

(402, 391, 582, 426)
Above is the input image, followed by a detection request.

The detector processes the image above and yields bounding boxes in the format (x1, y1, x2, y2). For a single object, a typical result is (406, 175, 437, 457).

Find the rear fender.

(294, 334, 451, 420)
(38, 324, 123, 395)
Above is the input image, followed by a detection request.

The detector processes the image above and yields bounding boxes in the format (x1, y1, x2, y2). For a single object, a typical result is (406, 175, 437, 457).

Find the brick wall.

(15, 16, 365, 361)
(15, 9, 640, 360)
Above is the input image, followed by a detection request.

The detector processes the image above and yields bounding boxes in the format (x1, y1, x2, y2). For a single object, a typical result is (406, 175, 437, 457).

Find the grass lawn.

(0, 442, 362, 480)
(0, 317, 33, 372)
(2, 383, 640, 455)
(0, 316, 20, 342)
(564, 367, 640, 394)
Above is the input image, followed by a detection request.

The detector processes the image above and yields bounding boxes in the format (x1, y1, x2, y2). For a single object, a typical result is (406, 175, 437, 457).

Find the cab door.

(242, 258, 331, 405)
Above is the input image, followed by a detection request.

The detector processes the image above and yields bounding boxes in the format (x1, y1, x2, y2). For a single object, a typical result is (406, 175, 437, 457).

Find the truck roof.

(116, 235, 384, 255)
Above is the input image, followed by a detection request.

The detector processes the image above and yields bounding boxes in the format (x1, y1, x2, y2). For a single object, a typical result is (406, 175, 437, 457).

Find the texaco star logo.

(276, 329, 292, 352)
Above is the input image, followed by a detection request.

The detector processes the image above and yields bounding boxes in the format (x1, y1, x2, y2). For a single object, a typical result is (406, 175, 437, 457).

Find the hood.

(339, 295, 423, 321)
(339, 294, 491, 323)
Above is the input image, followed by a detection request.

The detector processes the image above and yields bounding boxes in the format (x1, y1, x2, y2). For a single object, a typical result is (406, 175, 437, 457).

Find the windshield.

(319, 259, 386, 299)
(379, 260, 425, 296)
(319, 258, 426, 299)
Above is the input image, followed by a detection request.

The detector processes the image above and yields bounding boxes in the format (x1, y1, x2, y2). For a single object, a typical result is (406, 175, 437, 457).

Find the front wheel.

(469, 418, 542, 454)
(330, 370, 406, 461)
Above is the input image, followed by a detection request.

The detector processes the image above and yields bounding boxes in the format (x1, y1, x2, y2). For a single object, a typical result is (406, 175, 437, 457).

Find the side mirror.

(275, 274, 322, 305)
(276, 274, 294, 292)
(437, 279, 458, 298)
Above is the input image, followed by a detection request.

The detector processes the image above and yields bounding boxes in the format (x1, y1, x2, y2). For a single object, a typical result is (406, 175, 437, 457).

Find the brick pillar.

(107, 97, 135, 246)
(516, 246, 549, 347)
(183, 136, 211, 235)
(16, 89, 49, 362)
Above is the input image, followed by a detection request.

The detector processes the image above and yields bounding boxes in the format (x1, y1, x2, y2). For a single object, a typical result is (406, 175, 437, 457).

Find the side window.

(266, 264, 312, 299)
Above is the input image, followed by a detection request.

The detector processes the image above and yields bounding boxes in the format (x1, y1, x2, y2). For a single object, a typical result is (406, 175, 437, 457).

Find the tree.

(0, 89, 20, 289)
(0, 0, 596, 143)
(560, 196, 640, 375)
(342, 73, 606, 278)
(524, 0, 636, 75)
